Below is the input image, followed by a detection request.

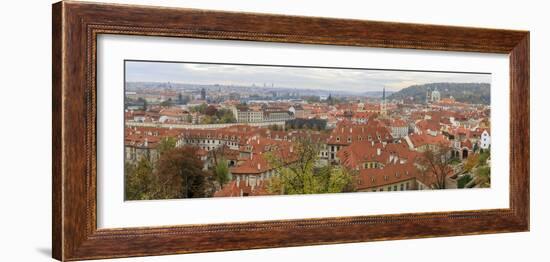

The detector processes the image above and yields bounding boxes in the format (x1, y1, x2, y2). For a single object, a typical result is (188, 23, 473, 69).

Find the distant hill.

(362, 90, 395, 98)
(388, 82, 490, 105)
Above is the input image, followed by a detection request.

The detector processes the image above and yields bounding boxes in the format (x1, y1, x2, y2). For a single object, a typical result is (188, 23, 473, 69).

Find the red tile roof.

(408, 133, 450, 148)
(337, 140, 421, 170)
(213, 180, 273, 197)
(328, 122, 392, 145)
(356, 162, 419, 190)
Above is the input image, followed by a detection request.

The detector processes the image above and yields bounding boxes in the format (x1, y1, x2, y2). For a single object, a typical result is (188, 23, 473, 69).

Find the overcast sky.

(125, 61, 491, 92)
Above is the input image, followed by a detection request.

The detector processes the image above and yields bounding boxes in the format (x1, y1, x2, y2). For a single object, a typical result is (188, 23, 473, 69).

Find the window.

(406, 182, 410, 190)
(393, 185, 397, 191)
(387, 186, 391, 191)
(400, 184, 404, 191)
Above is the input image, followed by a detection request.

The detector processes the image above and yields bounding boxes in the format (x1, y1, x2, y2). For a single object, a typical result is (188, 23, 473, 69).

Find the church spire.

(380, 87, 387, 117)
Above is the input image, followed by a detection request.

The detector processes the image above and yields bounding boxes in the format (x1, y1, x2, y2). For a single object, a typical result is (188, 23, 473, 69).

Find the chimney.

(257, 163, 261, 170)
(377, 148, 381, 156)
(290, 146, 293, 153)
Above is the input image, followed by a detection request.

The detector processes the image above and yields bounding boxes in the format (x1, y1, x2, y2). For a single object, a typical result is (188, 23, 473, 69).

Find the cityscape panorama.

(124, 60, 491, 200)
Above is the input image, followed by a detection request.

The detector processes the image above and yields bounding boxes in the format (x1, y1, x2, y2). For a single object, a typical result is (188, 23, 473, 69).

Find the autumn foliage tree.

(154, 146, 213, 199)
(205, 105, 218, 116)
(416, 143, 454, 189)
(463, 154, 479, 172)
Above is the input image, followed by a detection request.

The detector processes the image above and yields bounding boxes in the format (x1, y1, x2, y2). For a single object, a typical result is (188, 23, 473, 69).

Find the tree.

(152, 147, 213, 199)
(304, 95, 321, 103)
(473, 142, 479, 153)
(266, 139, 355, 195)
(220, 113, 236, 123)
(137, 97, 148, 111)
(201, 115, 214, 124)
(478, 150, 490, 165)
(157, 137, 176, 156)
(475, 166, 491, 188)
(190, 103, 208, 114)
(463, 154, 479, 172)
(160, 98, 173, 107)
(268, 124, 280, 131)
(124, 158, 153, 200)
(205, 105, 218, 116)
(214, 159, 231, 187)
(416, 143, 454, 189)
(177, 93, 189, 105)
(216, 109, 236, 123)
(473, 150, 490, 188)
(185, 114, 193, 123)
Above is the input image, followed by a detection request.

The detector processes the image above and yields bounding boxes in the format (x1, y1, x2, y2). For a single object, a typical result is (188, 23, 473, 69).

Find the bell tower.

(380, 87, 387, 117)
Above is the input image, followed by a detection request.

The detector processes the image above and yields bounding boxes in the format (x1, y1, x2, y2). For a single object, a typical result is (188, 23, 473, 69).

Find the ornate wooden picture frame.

(52, 1, 529, 261)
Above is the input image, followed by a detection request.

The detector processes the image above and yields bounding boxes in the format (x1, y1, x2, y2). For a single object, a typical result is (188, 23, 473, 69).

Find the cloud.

(125, 61, 491, 92)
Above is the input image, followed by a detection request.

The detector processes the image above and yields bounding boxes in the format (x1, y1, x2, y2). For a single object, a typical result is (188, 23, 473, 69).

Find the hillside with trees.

(388, 82, 490, 105)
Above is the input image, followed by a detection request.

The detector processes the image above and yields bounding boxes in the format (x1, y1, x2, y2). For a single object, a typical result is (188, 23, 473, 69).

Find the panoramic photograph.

(124, 60, 492, 201)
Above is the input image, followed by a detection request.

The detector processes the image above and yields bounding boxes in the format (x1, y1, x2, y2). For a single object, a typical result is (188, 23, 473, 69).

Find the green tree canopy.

(475, 166, 491, 188)
(266, 139, 355, 195)
(160, 98, 173, 107)
(157, 137, 176, 156)
(124, 158, 154, 200)
(216, 109, 236, 123)
(214, 159, 231, 187)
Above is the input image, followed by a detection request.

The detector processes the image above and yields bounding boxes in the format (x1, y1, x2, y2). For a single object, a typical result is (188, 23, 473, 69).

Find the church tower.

(426, 88, 431, 104)
(431, 87, 441, 102)
(200, 87, 206, 100)
(380, 87, 387, 116)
